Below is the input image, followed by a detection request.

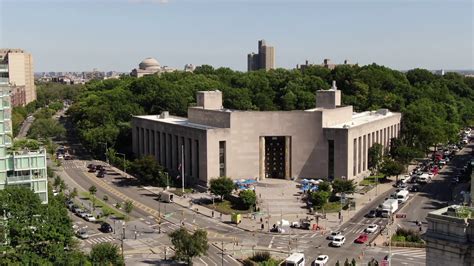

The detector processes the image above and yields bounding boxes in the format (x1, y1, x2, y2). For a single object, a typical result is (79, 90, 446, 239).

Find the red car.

(355, 234, 369, 244)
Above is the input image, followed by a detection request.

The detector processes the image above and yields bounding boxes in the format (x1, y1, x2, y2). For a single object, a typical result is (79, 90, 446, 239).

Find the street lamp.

(98, 142, 108, 165)
(116, 152, 126, 177)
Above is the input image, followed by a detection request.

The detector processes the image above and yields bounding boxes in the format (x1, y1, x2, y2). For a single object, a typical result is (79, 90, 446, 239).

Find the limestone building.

(131, 57, 175, 78)
(0, 49, 36, 106)
(132, 82, 401, 187)
(247, 40, 275, 71)
(425, 205, 474, 266)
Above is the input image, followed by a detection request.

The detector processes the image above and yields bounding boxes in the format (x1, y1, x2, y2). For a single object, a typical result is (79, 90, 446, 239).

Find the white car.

(76, 229, 89, 239)
(331, 235, 345, 247)
(313, 255, 329, 265)
(327, 231, 341, 240)
(365, 224, 379, 233)
(57, 154, 64, 160)
(84, 213, 96, 222)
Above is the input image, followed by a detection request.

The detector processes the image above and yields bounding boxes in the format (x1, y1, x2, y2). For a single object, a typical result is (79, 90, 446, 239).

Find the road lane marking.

(268, 236, 275, 248)
(198, 258, 208, 266)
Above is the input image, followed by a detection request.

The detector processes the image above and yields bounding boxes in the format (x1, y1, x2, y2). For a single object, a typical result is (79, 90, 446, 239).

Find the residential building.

(131, 82, 401, 187)
(0, 85, 48, 203)
(425, 205, 474, 266)
(130, 57, 175, 78)
(297, 59, 355, 71)
(0, 49, 36, 106)
(247, 40, 275, 71)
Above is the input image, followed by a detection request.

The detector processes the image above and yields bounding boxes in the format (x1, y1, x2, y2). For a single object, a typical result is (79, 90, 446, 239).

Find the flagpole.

(181, 144, 185, 193)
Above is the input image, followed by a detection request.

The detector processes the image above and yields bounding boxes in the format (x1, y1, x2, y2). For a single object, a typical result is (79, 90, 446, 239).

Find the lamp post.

(98, 142, 108, 165)
(116, 152, 126, 177)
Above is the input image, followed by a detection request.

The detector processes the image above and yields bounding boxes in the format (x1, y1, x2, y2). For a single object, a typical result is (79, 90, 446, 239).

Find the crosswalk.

(342, 217, 387, 235)
(62, 160, 84, 169)
(391, 247, 426, 259)
(85, 235, 116, 245)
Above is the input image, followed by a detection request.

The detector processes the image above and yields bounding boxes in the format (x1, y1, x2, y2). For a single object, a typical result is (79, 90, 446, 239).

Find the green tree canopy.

(332, 178, 356, 195)
(239, 190, 257, 209)
(380, 157, 405, 177)
(90, 242, 124, 266)
(209, 176, 235, 200)
(311, 191, 329, 208)
(368, 143, 383, 172)
(129, 155, 167, 186)
(169, 228, 209, 264)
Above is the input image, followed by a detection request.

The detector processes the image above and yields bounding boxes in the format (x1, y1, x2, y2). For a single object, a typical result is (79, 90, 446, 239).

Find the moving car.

(365, 224, 379, 233)
(331, 235, 345, 247)
(313, 255, 329, 265)
(366, 210, 377, 218)
(100, 222, 113, 233)
(327, 231, 342, 240)
(354, 234, 369, 244)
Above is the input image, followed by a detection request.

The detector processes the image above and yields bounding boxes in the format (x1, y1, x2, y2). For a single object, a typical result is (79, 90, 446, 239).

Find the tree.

(90, 242, 124, 266)
(124, 200, 134, 214)
(129, 155, 166, 186)
(53, 175, 61, 189)
(332, 178, 356, 195)
(209, 176, 235, 200)
(318, 181, 331, 192)
(239, 190, 256, 209)
(169, 228, 208, 264)
(69, 187, 78, 200)
(310, 191, 329, 208)
(28, 118, 66, 140)
(380, 157, 404, 178)
(368, 143, 383, 172)
(88, 185, 97, 196)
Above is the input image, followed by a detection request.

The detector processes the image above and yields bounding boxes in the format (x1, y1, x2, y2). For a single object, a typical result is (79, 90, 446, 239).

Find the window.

(219, 141, 226, 177)
(328, 140, 334, 179)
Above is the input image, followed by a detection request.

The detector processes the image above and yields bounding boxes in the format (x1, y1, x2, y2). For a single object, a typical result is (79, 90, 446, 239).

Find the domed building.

(131, 57, 175, 77)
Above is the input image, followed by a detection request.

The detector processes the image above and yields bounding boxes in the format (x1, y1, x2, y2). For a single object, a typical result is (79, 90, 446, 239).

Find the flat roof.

(134, 115, 215, 130)
(327, 110, 399, 129)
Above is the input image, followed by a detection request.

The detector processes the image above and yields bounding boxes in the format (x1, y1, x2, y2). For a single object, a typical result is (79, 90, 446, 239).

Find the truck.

(380, 199, 398, 218)
(158, 191, 174, 203)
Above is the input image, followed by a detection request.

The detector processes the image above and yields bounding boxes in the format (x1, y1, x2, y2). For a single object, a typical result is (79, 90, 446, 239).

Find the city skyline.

(1, 0, 473, 72)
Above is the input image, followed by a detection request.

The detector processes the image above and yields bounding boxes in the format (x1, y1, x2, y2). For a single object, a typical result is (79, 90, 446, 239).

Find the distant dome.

(139, 57, 160, 70)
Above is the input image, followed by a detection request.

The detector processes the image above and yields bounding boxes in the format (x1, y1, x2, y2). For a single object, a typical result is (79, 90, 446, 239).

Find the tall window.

(328, 140, 334, 179)
(219, 141, 226, 177)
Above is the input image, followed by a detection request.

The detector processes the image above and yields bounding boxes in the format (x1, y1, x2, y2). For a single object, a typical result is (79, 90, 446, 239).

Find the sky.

(0, 0, 472, 72)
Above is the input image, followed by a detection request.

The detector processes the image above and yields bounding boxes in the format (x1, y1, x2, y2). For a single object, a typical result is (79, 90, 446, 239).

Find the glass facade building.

(0, 85, 48, 203)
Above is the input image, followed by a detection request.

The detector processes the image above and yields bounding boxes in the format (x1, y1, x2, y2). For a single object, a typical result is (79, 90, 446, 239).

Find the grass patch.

(169, 188, 194, 197)
(316, 202, 342, 213)
(204, 199, 252, 215)
(78, 192, 126, 220)
(359, 174, 385, 186)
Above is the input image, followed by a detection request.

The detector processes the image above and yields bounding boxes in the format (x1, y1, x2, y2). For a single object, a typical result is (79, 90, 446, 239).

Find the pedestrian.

(261, 223, 264, 230)
(260, 217, 263, 223)
(212, 211, 214, 217)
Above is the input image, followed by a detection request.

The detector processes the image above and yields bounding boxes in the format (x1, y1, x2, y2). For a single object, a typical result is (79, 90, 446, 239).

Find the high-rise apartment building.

(0, 49, 37, 106)
(0, 85, 48, 203)
(247, 40, 275, 71)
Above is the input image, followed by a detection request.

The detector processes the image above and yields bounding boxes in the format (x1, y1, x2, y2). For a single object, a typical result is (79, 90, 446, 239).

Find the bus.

(285, 253, 305, 266)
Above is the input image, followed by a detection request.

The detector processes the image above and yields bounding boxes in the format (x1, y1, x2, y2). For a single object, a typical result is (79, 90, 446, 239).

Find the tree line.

(64, 65, 473, 173)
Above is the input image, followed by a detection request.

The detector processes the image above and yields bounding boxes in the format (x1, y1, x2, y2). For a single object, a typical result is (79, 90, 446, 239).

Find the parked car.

(451, 177, 459, 184)
(331, 235, 345, 247)
(365, 224, 379, 233)
(327, 231, 342, 240)
(76, 229, 89, 239)
(410, 184, 420, 192)
(77, 211, 88, 219)
(87, 164, 96, 169)
(313, 255, 329, 265)
(88, 166, 96, 173)
(97, 171, 105, 178)
(72, 206, 82, 214)
(57, 154, 64, 160)
(100, 222, 113, 233)
(354, 234, 369, 244)
(366, 210, 377, 218)
(84, 213, 96, 222)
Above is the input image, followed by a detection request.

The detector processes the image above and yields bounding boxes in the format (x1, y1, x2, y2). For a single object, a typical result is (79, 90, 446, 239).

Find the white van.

(396, 190, 409, 204)
(285, 253, 305, 266)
